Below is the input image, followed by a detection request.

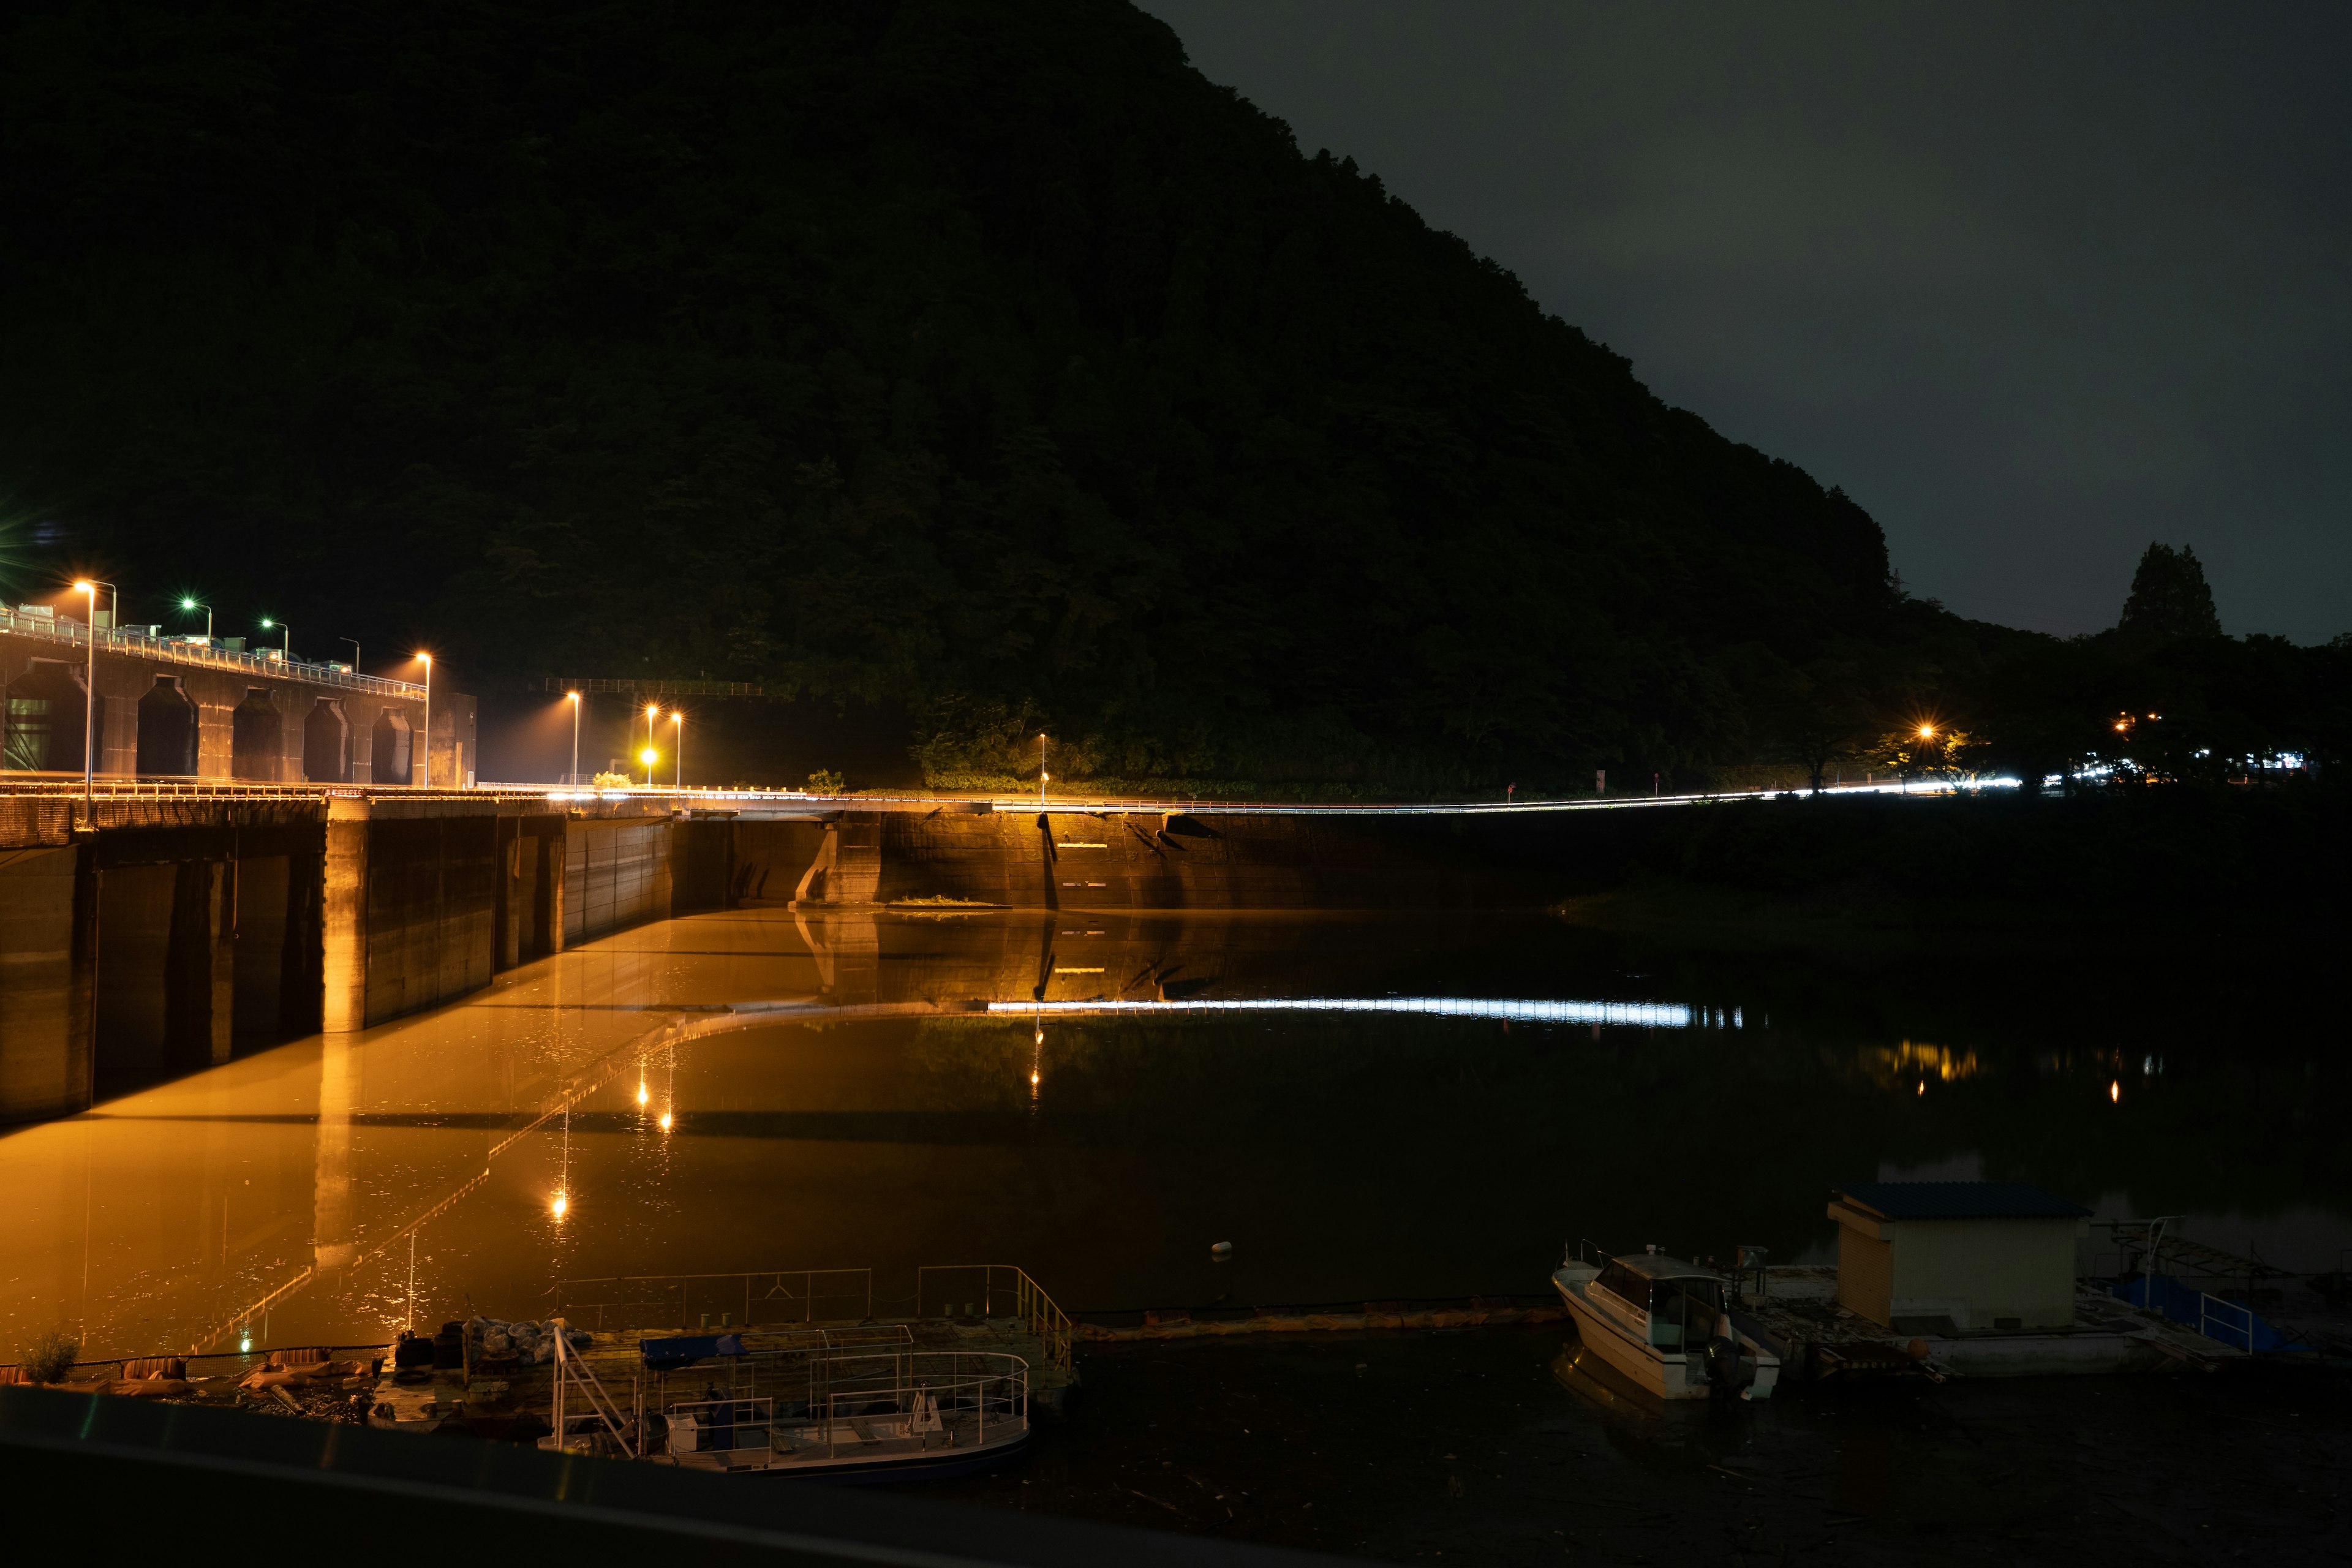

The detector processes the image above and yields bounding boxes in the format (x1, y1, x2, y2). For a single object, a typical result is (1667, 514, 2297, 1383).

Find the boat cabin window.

(1646, 1278, 1724, 1349)
(1593, 1262, 1648, 1307)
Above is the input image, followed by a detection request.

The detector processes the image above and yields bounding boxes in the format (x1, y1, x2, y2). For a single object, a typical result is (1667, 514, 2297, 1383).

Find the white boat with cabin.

(1553, 1247, 1782, 1401)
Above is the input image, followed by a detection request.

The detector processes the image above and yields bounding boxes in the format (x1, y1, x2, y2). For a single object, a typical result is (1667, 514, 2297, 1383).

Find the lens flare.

(551, 1190, 569, 1218)
(658, 1111, 673, 1132)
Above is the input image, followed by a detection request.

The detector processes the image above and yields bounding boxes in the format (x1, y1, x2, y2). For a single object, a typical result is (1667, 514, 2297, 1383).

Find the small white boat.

(1553, 1247, 1782, 1401)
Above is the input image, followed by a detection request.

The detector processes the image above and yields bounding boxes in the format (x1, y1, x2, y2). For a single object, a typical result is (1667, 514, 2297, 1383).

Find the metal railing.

(0, 605, 424, 696)
(559, 1268, 875, 1330)
(2196, 1292, 2258, 1351)
(665, 1350, 1027, 1465)
(918, 1264, 1074, 1374)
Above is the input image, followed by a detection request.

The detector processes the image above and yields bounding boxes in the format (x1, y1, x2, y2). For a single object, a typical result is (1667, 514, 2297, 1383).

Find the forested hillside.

(1, 0, 2332, 791)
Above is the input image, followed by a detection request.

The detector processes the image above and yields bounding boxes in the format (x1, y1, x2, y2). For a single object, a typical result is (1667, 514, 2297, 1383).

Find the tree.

(1765, 657, 1876, 792)
(2117, 543, 2222, 645)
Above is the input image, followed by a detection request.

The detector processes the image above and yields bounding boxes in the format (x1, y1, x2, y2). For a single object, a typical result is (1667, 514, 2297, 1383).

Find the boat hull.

(1555, 1273, 1705, 1400)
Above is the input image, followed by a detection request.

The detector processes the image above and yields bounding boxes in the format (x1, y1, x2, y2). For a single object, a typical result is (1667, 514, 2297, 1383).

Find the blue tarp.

(2112, 1275, 2287, 1352)
(639, 1333, 746, 1370)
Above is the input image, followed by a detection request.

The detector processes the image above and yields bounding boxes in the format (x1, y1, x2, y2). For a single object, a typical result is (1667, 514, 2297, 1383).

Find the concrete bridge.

(1, 607, 475, 785)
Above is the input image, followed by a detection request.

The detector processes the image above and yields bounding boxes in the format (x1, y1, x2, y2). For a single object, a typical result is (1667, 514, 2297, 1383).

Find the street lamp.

(567, 692, 581, 786)
(639, 745, 659, 786)
(416, 652, 432, 787)
(260, 617, 291, 659)
(644, 703, 659, 786)
(339, 636, 360, 673)
(179, 597, 213, 638)
(1039, 733, 1048, 804)
(671, 710, 684, 790)
(72, 580, 113, 820)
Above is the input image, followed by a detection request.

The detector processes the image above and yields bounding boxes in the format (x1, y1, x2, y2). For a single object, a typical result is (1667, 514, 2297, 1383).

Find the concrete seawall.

(1, 797, 1568, 1125)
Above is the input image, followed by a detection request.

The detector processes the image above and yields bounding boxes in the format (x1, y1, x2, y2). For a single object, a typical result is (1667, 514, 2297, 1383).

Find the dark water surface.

(5, 905, 2343, 1359)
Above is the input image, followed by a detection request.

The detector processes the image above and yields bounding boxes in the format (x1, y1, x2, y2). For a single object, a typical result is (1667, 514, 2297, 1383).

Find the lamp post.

(339, 636, 360, 673)
(417, 652, 432, 788)
(260, 617, 291, 659)
(644, 703, 659, 788)
(72, 579, 113, 820)
(179, 597, 213, 638)
(671, 710, 684, 790)
(567, 692, 581, 786)
(1039, 733, 1048, 805)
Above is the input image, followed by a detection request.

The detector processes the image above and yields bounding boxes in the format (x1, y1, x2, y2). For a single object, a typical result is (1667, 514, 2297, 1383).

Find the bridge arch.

(135, 676, 199, 775)
(303, 698, 349, 783)
(3, 660, 97, 773)
(230, 688, 284, 780)
(370, 709, 412, 785)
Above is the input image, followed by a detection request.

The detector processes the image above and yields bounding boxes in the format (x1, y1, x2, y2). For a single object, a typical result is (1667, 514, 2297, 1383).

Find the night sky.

(1140, 2, 2350, 643)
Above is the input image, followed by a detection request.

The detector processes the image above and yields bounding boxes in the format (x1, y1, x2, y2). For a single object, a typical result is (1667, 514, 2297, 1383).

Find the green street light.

(259, 617, 290, 658)
(179, 597, 214, 638)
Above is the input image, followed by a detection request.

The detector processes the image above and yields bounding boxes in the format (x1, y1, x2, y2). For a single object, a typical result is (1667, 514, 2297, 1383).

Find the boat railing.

(558, 1267, 875, 1329)
(667, 1395, 777, 1458)
(666, 1349, 1028, 1461)
(916, 1263, 1074, 1374)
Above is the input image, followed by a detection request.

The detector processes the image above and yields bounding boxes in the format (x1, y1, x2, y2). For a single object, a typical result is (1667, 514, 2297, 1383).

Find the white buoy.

(1210, 1241, 1234, 1262)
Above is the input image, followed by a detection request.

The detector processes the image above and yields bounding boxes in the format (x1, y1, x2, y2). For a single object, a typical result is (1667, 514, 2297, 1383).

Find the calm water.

(3, 907, 2344, 1358)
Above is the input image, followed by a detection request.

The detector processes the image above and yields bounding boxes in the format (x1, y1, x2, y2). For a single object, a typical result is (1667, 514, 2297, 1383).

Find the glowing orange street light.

(1917, 725, 1936, 740)
(551, 1189, 569, 1219)
(567, 692, 581, 786)
(644, 703, 660, 786)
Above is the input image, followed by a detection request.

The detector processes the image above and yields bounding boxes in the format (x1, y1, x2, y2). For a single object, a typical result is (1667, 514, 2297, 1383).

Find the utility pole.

(73, 581, 112, 823)
(567, 692, 581, 786)
(418, 653, 432, 787)
(1039, 734, 1049, 804)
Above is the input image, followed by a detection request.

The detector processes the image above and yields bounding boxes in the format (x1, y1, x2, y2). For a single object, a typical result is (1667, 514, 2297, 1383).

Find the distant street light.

(567, 692, 581, 786)
(639, 745, 659, 786)
(644, 703, 660, 787)
(340, 636, 360, 673)
(417, 652, 432, 788)
(260, 617, 291, 658)
(179, 597, 213, 638)
(671, 710, 684, 790)
(1039, 733, 1048, 805)
(72, 579, 113, 820)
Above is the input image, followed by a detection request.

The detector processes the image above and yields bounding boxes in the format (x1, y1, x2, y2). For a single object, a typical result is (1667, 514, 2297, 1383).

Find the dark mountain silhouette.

(0, 0, 1909, 789)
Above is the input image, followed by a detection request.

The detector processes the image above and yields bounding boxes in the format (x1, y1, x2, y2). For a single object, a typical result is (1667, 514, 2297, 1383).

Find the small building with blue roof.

(1828, 1181, 2092, 1332)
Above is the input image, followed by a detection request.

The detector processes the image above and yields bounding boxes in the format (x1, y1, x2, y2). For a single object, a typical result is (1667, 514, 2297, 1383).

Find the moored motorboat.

(1553, 1247, 1781, 1401)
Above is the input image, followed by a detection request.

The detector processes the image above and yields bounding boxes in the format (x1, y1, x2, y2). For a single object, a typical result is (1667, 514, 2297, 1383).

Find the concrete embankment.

(2, 793, 1572, 1124)
(0, 794, 731, 1123)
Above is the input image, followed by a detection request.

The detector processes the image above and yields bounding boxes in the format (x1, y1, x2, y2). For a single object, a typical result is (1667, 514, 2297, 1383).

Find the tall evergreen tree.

(2117, 543, 2223, 644)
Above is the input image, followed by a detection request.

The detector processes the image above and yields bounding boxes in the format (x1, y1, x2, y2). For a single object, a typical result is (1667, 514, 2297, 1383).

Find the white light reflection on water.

(989, 996, 1700, 1027)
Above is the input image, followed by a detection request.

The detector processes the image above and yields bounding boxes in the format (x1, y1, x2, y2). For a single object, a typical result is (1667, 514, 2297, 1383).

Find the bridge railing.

(0, 605, 424, 697)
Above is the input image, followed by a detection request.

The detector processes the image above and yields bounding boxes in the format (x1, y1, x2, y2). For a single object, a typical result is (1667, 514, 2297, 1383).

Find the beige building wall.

(1830, 1202, 2082, 1329)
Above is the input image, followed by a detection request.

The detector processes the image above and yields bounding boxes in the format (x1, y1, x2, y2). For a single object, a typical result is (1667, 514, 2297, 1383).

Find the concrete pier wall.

(0, 794, 1570, 1126)
(865, 807, 1555, 910)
